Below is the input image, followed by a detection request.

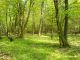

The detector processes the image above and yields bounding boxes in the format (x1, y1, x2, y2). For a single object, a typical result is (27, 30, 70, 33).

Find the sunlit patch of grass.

(0, 35, 80, 60)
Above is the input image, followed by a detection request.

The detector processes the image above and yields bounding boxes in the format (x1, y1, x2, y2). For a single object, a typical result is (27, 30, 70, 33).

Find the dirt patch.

(0, 52, 11, 60)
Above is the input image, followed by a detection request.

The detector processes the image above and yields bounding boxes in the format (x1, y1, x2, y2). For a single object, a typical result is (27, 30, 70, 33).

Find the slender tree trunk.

(18, 1, 23, 38)
(31, 1, 35, 35)
(63, 0, 69, 46)
(19, 0, 28, 38)
(0, 15, 1, 38)
(9, 8, 12, 33)
(50, 19, 54, 40)
(6, 9, 8, 37)
(18, 0, 34, 38)
(39, 1, 44, 36)
(32, 12, 35, 35)
(23, 0, 33, 30)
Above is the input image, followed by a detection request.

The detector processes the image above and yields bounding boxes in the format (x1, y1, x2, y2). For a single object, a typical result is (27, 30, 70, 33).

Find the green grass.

(0, 35, 80, 60)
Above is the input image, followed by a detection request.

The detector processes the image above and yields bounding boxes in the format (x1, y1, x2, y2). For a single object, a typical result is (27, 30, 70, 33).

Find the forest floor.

(0, 35, 80, 60)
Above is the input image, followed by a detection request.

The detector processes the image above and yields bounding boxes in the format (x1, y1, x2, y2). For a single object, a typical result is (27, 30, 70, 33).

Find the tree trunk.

(53, 0, 69, 47)
(6, 9, 8, 37)
(39, 1, 44, 36)
(63, 0, 69, 47)
(32, 12, 35, 35)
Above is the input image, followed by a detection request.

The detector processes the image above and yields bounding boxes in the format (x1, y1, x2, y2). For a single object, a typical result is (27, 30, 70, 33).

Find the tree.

(53, 0, 69, 47)
(64, 0, 69, 46)
(39, 1, 44, 36)
(32, 1, 35, 35)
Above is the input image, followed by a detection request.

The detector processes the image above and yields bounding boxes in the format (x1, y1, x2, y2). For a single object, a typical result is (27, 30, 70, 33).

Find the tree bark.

(6, 9, 8, 37)
(63, 0, 69, 46)
(39, 1, 44, 36)
(53, 0, 69, 47)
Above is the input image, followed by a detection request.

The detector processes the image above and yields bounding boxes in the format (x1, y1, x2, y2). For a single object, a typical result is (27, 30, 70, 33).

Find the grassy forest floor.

(0, 35, 80, 60)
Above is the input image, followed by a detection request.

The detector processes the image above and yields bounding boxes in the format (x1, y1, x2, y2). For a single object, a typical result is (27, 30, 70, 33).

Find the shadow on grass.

(27, 40, 80, 60)
(67, 45, 80, 54)
(1, 38, 80, 60)
(15, 38, 80, 52)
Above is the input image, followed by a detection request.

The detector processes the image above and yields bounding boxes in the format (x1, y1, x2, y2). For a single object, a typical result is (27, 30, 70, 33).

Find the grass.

(0, 35, 80, 60)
